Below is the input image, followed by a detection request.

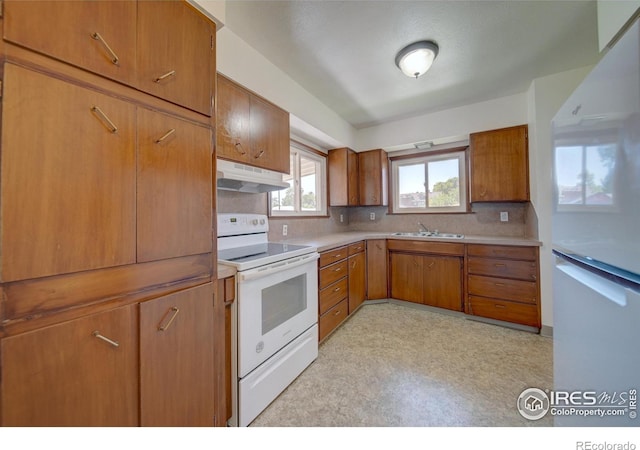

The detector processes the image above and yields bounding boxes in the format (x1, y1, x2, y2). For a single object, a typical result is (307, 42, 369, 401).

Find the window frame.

(268, 140, 328, 217)
(390, 147, 469, 214)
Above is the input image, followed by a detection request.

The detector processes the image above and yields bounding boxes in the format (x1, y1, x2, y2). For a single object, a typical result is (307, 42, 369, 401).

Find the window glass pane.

(555, 146, 583, 205)
(398, 163, 426, 208)
(428, 158, 460, 207)
(300, 156, 319, 211)
(585, 144, 615, 205)
(271, 153, 295, 211)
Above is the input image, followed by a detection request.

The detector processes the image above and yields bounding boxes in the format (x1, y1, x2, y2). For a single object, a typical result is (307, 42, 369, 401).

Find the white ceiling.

(224, 0, 601, 129)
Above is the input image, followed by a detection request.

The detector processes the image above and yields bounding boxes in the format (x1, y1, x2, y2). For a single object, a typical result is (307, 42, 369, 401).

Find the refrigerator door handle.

(555, 260, 627, 307)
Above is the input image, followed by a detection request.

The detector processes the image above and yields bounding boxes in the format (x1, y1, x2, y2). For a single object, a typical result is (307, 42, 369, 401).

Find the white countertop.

(279, 231, 541, 253)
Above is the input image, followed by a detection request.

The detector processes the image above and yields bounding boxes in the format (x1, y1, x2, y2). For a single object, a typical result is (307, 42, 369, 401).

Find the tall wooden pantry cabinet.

(0, 0, 222, 426)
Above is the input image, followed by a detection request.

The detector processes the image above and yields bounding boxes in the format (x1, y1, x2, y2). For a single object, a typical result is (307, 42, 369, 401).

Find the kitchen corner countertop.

(217, 264, 236, 279)
(281, 231, 542, 253)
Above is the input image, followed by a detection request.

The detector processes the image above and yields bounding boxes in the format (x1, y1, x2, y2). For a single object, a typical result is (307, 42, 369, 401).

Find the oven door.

(237, 252, 319, 378)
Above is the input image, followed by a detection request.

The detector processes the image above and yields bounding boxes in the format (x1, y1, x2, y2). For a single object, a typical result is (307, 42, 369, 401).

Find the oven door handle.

(238, 253, 320, 282)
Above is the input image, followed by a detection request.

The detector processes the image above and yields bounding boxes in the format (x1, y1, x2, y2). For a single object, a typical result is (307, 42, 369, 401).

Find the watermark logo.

(517, 387, 637, 421)
(517, 387, 550, 420)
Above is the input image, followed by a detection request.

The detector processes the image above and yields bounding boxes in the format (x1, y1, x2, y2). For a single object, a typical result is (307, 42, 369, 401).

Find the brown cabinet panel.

(468, 295, 539, 327)
(319, 299, 348, 341)
(387, 239, 464, 256)
(216, 74, 251, 164)
(468, 257, 537, 281)
(250, 95, 290, 173)
(366, 239, 388, 299)
(467, 244, 537, 261)
(423, 256, 463, 311)
(216, 276, 235, 426)
(348, 241, 366, 256)
(319, 277, 348, 315)
(3, 0, 137, 86)
(1, 305, 139, 426)
(140, 283, 215, 426)
(348, 252, 366, 313)
(390, 253, 423, 304)
(136, 1, 213, 115)
(470, 125, 529, 202)
(1, 64, 136, 282)
(358, 149, 388, 206)
(468, 275, 537, 304)
(319, 246, 348, 267)
(319, 260, 348, 289)
(137, 107, 212, 262)
(328, 147, 359, 206)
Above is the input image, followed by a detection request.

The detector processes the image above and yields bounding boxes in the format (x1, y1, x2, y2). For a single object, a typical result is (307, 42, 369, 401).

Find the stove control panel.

(218, 213, 269, 237)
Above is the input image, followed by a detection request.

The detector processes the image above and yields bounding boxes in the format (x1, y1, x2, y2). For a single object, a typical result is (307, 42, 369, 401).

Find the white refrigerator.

(552, 17, 640, 426)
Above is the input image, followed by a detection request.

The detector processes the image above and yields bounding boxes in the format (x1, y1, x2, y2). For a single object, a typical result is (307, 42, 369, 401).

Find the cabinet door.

(390, 253, 423, 303)
(347, 150, 360, 205)
(140, 283, 215, 426)
(1, 64, 136, 282)
(137, 107, 213, 263)
(137, 1, 214, 115)
(358, 149, 388, 206)
(216, 74, 251, 164)
(1, 305, 138, 426)
(423, 256, 463, 311)
(366, 240, 388, 299)
(328, 148, 359, 206)
(3, 0, 136, 86)
(250, 95, 290, 173)
(348, 252, 366, 313)
(470, 125, 529, 202)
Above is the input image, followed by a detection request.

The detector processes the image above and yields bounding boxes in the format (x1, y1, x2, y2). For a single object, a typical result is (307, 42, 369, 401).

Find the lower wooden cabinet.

(366, 239, 388, 299)
(1, 305, 139, 426)
(348, 243, 366, 313)
(319, 299, 348, 341)
(0, 283, 215, 426)
(140, 283, 214, 426)
(216, 276, 236, 426)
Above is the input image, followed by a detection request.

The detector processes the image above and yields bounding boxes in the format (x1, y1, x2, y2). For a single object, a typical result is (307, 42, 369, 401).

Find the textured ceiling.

(225, 0, 600, 129)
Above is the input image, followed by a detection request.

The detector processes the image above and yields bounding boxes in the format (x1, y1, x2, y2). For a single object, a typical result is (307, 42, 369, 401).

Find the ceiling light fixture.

(395, 40, 439, 79)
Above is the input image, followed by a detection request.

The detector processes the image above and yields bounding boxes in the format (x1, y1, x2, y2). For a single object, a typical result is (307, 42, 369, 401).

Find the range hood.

(216, 159, 289, 193)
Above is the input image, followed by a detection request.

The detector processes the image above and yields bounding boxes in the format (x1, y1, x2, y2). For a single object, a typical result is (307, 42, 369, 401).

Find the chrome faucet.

(418, 222, 429, 233)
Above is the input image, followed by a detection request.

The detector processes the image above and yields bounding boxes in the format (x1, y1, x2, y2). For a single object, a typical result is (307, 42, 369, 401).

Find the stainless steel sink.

(391, 231, 464, 239)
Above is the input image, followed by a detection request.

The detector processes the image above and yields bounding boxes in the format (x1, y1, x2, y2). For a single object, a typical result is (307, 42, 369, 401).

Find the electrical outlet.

(370, 212, 375, 221)
(500, 211, 509, 222)
(340, 214, 344, 223)
(282, 224, 288, 236)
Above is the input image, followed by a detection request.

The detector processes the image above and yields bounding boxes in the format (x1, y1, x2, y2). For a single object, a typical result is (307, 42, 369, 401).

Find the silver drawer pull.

(158, 307, 180, 331)
(333, 309, 342, 316)
(254, 149, 265, 159)
(494, 263, 506, 267)
(93, 331, 119, 348)
(234, 142, 246, 155)
(155, 128, 176, 143)
(494, 304, 506, 309)
(333, 254, 342, 258)
(91, 106, 118, 133)
(91, 32, 119, 65)
(155, 70, 176, 83)
(334, 267, 342, 272)
(333, 287, 341, 292)
(494, 283, 505, 287)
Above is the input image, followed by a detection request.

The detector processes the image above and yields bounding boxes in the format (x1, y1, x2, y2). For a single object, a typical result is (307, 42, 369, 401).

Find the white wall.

(597, 0, 640, 51)
(355, 93, 528, 151)
(526, 66, 593, 330)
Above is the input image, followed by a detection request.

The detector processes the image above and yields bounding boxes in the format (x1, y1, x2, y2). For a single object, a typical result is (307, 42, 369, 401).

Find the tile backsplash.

(217, 190, 537, 241)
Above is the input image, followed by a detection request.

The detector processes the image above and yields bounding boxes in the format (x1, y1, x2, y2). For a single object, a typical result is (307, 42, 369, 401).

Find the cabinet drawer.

(319, 260, 348, 289)
(319, 277, 348, 315)
(348, 241, 365, 255)
(467, 244, 537, 261)
(319, 298, 348, 341)
(468, 275, 537, 304)
(319, 246, 348, 267)
(468, 296, 539, 327)
(468, 257, 537, 281)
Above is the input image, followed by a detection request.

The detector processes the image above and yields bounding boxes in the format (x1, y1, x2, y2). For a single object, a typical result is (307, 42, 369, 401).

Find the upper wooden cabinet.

(0, 63, 137, 282)
(216, 73, 290, 173)
(469, 124, 529, 202)
(328, 147, 359, 206)
(3, 0, 214, 115)
(358, 149, 389, 206)
(136, 107, 213, 263)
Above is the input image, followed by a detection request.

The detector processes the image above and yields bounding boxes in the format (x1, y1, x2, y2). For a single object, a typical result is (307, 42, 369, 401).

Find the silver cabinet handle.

(155, 128, 176, 144)
(91, 32, 119, 65)
(158, 307, 180, 331)
(333, 287, 341, 292)
(254, 149, 265, 159)
(91, 106, 118, 133)
(155, 70, 176, 83)
(93, 331, 119, 347)
(234, 142, 246, 155)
